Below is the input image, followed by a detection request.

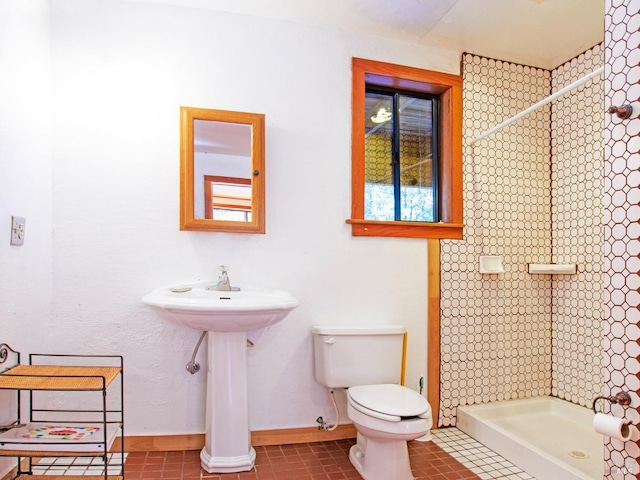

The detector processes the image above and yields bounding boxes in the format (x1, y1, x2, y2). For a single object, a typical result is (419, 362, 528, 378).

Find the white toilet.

(312, 325, 432, 480)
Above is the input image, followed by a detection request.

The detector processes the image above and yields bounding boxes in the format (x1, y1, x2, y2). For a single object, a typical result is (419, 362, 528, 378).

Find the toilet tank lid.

(311, 325, 406, 335)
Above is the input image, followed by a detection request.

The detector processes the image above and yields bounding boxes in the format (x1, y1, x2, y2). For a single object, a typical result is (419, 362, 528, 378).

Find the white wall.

(0, 0, 52, 475)
(0, 0, 462, 439)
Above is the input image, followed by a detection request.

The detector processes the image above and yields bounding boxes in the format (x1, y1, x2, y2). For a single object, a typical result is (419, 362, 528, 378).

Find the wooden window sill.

(346, 219, 463, 239)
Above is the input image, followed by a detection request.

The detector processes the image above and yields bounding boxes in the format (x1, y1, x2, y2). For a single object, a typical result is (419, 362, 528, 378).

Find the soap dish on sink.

(170, 286, 193, 293)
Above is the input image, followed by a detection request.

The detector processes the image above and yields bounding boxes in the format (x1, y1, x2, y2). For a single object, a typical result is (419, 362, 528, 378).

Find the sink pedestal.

(200, 331, 255, 473)
(141, 281, 299, 473)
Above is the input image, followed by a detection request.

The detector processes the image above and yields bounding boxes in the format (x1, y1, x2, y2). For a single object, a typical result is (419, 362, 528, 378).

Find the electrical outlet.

(10, 216, 25, 246)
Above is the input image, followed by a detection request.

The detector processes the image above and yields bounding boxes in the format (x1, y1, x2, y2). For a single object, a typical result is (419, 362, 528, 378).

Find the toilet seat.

(348, 384, 431, 422)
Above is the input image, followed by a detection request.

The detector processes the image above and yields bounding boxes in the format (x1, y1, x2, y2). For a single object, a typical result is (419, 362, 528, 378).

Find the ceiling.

(194, 120, 251, 157)
(127, 0, 605, 70)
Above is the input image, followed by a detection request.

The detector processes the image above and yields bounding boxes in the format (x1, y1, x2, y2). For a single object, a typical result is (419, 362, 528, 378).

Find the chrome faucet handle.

(218, 265, 230, 279)
(213, 265, 231, 291)
(209, 264, 239, 291)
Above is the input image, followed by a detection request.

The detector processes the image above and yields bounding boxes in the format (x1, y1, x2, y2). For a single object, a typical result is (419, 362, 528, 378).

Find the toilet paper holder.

(592, 391, 632, 414)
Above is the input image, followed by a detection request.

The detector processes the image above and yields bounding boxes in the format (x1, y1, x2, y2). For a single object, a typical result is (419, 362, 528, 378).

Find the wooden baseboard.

(1, 467, 15, 480)
(1, 458, 28, 480)
(112, 424, 357, 452)
(252, 424, 356, 446)
(0, 468, 14, 480)
(113, 433, 204, 452)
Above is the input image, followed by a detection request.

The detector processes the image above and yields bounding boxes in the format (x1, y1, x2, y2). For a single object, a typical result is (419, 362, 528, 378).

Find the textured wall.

(0, 0, 468, 441)
(603, 1, 640, 478)
(0, 2, 52, 477)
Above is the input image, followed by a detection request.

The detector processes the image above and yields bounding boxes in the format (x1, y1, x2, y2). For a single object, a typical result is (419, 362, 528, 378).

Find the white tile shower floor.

(431, 428, 536, 480)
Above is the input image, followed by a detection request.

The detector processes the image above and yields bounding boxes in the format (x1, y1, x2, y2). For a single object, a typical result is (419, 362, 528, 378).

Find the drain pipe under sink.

(186, 332, 255, 374)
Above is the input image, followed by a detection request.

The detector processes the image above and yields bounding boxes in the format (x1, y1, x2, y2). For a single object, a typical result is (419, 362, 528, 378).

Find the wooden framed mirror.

(180, 106, 265, 233)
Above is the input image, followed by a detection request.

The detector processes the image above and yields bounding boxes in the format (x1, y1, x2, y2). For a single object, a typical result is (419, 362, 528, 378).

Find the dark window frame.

(365, 86, 440, 222)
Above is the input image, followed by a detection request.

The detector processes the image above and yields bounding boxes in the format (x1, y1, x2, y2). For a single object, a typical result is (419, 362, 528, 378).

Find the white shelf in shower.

(527, 263, 577, 275)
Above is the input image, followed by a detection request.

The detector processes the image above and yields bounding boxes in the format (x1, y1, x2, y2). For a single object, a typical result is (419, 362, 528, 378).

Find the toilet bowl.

(311, 325, 433, 480)
(347, 384, 431, 480)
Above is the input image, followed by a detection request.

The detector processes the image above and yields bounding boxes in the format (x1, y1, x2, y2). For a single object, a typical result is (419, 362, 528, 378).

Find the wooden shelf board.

(0, 366, 121, 391)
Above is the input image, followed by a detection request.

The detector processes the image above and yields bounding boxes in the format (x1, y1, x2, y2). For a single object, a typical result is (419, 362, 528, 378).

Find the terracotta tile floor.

(124, 439, 482, 480)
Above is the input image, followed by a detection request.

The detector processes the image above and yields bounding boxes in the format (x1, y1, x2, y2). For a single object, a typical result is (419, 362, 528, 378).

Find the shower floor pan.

(457, 396, 602, 480)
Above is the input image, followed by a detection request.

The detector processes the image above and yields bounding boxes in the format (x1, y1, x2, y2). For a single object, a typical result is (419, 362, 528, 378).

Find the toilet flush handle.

(324, 337, 336, 344)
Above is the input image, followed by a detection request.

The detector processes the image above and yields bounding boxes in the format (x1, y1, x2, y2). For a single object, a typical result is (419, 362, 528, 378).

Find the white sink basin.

(141, 281, 299, 332)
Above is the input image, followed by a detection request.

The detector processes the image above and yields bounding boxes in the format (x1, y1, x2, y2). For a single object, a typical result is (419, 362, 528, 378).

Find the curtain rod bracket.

(607, 104, 633, 119)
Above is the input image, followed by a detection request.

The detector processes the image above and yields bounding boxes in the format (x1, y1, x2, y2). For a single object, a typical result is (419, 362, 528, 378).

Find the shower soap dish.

(479, 256, 505, 274)
(527, 263, 577, 275)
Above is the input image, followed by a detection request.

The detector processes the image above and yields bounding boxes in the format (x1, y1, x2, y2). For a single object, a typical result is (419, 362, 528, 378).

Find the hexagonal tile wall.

(439, 46, 604, 427)
(603, 0, 640, 478)
(551, 44, 604, 408)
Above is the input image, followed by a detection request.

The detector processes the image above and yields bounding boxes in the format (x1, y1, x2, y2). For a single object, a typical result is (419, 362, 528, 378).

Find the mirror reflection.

(194, 120, 252, 221)
(180, 107, 265, 233)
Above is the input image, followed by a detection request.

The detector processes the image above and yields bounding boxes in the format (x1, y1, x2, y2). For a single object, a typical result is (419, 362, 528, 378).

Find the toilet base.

(349, 433, 414, 480)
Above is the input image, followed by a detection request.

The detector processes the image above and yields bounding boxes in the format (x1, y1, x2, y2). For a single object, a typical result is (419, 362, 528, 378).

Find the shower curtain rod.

(469, 66, 605, 145)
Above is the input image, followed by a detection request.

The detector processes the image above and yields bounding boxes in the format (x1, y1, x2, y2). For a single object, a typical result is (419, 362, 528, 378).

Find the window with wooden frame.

(204, 175, 252, 222)
(347, 58, 463, 239)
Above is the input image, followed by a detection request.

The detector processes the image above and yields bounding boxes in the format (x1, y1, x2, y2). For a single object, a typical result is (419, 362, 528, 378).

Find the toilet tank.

(311, 325, 406, 388)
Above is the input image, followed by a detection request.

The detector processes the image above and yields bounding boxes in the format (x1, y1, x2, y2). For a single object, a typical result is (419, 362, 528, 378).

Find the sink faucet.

(207, 265, 240, 291)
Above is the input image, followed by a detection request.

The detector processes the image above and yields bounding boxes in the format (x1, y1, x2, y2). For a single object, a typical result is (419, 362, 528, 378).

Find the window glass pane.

(364, 183, 393, 220)
(213, 208, 251, 222)
(398, 96, 435, 222)
(364, 91, 436, 222)
(364, 93, 393, 221)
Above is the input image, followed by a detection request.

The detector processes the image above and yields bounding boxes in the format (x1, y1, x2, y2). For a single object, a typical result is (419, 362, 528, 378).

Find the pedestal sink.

(142, 281, 299, 473)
